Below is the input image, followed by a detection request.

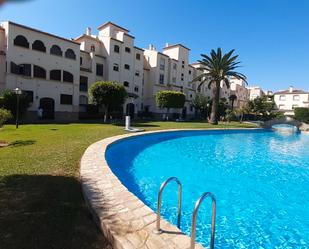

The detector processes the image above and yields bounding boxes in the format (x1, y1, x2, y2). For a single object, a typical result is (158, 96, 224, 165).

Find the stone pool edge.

(80, 128, 261, 249)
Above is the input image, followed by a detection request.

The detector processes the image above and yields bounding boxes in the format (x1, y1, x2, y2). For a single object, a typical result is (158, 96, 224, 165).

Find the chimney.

(165, 42, 169, 48)
(149, 44, 152, 50)
(289, 86, 293, 93)
(86, 27, 91, 36)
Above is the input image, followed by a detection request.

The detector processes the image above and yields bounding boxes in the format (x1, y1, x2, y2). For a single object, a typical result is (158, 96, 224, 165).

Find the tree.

(247, 96, 275, 120)
(89, 81, 127, 122)
(294, 107, 309, 123)
(228, 94, 237, 110)
(192, 48, 246, 125)
(0, 90, 30, 117)
(156, 91, 185, 120)
(191, 93, 211, 119)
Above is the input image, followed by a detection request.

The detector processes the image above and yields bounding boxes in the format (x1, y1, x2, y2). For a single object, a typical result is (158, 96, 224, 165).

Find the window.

(125, 47, 131, 53)
(114, 45, 120, 53)
(124, 64, 130, 70)
(279, 104, 285, 110)
(32, 40, 46, 52)
(17, 63, 31, 77)
(10, 62, 19, 74)
(189, 70, 191, 75)
(33, 65, 46, 79)
(293, 95, 300, 101)
(50, 45, 63, 56)
(80, 57, 83, 65)
(65, 49, 76, 60)
(134, 86, 139, 92)
(173, 63, 177, 70)
(24, 90, 34, 103)
(60, 94, 73, 105)
(182, 60, 185, 68)
(159, 74, 164, 84)
(181, 73, 184, 81)
(135, 70, 140, 77)
(50, 70, 61, 81)
(13, 35, 29, 48)
(279, 95, 286, 101)
(172, 77, 176, 83)
(159, 58, 165, 70)
(63, 71, 74, 83)
(79, 76, 88, 92)
(123, 81, 129, 87)
(292, 104, 298, 109)
(113, 63, 119, 71)
(79, 95, 88, 105)
(136, 53, 141, 60)
(96, 63, 103, 76)
(90, 45, 95, 52)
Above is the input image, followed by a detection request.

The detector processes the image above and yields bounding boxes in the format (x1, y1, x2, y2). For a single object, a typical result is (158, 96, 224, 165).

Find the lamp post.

(206, 103, 210, 120)
(13, 87, 22, 129)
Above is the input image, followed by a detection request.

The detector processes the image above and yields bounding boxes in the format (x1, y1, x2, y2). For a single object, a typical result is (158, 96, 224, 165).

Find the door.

(40, 98, 55, 119)
(126, 103, 135, 119)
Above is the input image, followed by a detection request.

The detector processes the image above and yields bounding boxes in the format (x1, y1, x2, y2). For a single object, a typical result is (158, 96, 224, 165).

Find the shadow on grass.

(0, 174, 112, 249)
(9, 140, 36, 147)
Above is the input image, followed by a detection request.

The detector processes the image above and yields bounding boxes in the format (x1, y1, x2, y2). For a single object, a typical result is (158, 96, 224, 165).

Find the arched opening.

(39, 98, 55, 119)
(32, 40, 46, 52)
(13, 35, 29, 48)
(65, 49, 76, 60)
(50, 45, 63, 56)
(63, 71, 73, 83)
(126, 103, 135, 119)
(50, 70, 61, 81)
(33, 65, 46, 79)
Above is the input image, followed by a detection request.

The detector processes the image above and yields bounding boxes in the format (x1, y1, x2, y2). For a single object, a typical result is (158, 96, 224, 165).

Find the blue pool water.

(105, 129, 309, 248)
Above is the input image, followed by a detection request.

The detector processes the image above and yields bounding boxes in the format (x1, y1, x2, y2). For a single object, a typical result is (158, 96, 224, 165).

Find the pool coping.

(80, 128, 262, 249)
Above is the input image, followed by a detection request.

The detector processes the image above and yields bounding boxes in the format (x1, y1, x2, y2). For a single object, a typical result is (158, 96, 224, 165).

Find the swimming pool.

(105, 129, 309, 248)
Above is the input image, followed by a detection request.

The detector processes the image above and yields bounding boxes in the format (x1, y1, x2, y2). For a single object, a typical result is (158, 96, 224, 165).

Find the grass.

(0, 121, 256, 249)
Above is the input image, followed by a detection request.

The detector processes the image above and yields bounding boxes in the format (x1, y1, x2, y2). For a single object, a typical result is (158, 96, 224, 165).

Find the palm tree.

(193, 48, 246, 124)
(229, 94, 237, 110)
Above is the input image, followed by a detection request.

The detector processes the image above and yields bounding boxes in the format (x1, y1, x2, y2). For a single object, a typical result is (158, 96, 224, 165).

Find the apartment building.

(0, 20, 254, 121)
(143, 43, 197, 118)
(0, 21, 81, 120)
(248, 86, 264, 100)
(274, 86, 309, 115)
(74, 22, 144, 117)
(229, 77, 249, 108)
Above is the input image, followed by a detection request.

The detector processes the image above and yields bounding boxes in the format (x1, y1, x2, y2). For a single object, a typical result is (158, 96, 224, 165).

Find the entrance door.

(126, 103, 135, 119)
(40, 98, 55, 119)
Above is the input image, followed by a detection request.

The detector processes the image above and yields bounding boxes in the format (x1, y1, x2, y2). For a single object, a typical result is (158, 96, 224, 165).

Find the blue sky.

(1, 0, 308, 91)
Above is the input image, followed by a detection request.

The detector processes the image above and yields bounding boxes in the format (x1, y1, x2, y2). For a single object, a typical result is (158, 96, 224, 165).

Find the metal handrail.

(153, 177, 182, 234)
(190, 192, 216, 249)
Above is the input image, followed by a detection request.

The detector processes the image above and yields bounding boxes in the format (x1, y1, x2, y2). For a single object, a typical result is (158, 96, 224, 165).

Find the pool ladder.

(153, 177, 216, 249)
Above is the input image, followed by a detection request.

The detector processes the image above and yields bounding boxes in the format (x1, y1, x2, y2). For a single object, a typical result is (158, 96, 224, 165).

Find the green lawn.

(0, 121, 256, 249)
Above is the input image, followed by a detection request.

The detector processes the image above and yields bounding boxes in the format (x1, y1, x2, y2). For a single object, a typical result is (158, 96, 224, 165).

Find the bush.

(294, 107, 309, 123)
(0, 108, 12, 127)
(0, 90, 30, 117)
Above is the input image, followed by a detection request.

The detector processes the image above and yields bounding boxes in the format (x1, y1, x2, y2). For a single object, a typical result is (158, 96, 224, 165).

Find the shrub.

(294, 107, 309, 123)
(0, 90, 30, 117)
(0, 108, 12, 127)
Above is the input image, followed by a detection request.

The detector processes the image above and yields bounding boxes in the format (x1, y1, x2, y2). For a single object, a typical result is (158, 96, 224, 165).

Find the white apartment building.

(274, 86, 309, 116)
(229, 77, 249, 108)
(143, 43, 197, 118)
(74, 22, 144, 117)
(0, 21, 81, 120)
(0, 20, 253, 121)
(248, 86, 264, 100)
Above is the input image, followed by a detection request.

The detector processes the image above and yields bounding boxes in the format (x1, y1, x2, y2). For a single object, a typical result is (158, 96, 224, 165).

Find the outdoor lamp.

(13, 87, 22, 129)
